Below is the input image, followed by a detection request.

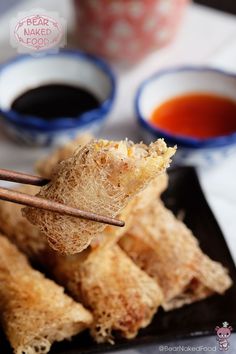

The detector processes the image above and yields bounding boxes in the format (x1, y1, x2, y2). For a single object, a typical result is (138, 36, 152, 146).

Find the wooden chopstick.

(0, 168, 49, 186)
(0, 169, 125, 228)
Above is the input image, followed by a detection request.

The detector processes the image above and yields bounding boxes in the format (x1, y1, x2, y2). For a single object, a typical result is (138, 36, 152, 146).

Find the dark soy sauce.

(11, 84, 100, 120)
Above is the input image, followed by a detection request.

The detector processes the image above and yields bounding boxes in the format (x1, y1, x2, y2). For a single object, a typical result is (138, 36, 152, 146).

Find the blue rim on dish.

(0, 49, 116, 131)
(135, 66, 236, 149)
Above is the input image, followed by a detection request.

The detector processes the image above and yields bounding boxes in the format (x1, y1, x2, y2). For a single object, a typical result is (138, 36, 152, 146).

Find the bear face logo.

(215, 322, 233, 351)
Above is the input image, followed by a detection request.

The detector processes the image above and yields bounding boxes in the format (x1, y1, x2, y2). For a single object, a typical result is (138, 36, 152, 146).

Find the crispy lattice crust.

(35, 134, 167, 250)
(0, 185, 47, 258)
(125, 172, 168, 216)
(0, 183, 163, 344)
(24, 139, 175, 254)
(119, 200, 232, 310)
(32, 244, 163, 343)
(0, 236, 93, 354)
(92, 173, 169, 248)
(36, 133, 93, 178)
(79, 244, 163, 343)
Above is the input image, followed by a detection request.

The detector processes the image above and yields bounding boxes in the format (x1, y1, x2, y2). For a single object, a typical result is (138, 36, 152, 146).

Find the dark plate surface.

(194, 0, 236, 15)
(1, 167, 236, 353)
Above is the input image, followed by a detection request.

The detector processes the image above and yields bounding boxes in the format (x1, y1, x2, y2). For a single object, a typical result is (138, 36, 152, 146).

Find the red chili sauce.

(150, 93, 236, 139)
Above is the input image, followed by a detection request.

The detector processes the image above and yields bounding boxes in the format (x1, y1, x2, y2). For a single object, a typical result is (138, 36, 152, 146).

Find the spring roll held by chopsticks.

(35, 134, 169, 249)
(92, 173, 169, 248)
(119, 199, 232, 310)
(0, 186, 164, 344)
(23, 139, 175, 254)
(36, 133, 93, 179)
(0, 236, 93, 354)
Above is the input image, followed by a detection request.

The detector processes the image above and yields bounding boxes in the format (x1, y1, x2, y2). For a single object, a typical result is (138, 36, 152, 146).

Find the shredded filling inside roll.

(23, 138, 175, 254)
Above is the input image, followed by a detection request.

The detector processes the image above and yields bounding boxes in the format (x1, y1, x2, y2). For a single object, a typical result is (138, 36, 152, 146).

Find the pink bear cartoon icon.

(215, 322, 233, 351)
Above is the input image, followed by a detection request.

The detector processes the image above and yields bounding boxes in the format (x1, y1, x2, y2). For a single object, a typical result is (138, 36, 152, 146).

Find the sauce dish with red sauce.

(135, 66, 236, 167)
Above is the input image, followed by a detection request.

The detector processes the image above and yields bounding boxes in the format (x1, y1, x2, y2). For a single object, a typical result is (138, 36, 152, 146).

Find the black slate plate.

(1, 166, 236, 353)
(194, 0, 236, 15)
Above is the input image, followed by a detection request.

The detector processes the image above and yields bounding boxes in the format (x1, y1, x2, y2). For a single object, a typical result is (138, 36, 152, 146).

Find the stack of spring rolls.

(0, 134, 232, 353)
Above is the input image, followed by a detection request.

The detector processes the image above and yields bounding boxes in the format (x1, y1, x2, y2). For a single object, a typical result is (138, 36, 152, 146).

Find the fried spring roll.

(41, 243, 164, 343)
(0, 236, 92, 354)
(0, 188, 163, 344)
(35, 133, 168, 250)
(37, 245, 163, 343)
(36, 133, 93, 178)
(94, 173, 169, 248)
(79, 244, 163, 343)
(24, 139, 175, 254)
(119, 200, 232, 310)
(125, 172, 168, 215)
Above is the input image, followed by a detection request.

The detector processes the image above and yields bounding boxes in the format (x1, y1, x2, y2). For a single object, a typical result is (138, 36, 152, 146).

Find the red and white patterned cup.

(74, 0, 189, 63)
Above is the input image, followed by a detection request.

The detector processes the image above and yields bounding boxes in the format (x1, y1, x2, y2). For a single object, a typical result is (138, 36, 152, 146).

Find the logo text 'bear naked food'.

(10, 10, 66, 53)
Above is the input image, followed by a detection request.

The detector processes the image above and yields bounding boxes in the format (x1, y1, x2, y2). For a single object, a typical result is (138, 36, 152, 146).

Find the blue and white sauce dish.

(135, 66, 236, 167)
(0, 50, 116, 146)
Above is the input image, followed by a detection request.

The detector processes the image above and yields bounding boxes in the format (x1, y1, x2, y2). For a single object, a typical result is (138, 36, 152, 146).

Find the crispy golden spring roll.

(36, 133, 93, 178)
(125, 172, 168, 215)
(0, 236, 93, 354)
(24, 139, 175, 254)
(35, 133, 168, 250)
(119, 200, 232, 311)
(44, 244, 164, 343)
(36, 133, 135, 249)
(79, 244, 163, 343)
(35, 135, 168, 250)
(93, 173, 169, 248)
(0, 188, 163, 344)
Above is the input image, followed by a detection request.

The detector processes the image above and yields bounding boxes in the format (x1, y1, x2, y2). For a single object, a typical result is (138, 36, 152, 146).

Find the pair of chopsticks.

(0, 168, 124, 227)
